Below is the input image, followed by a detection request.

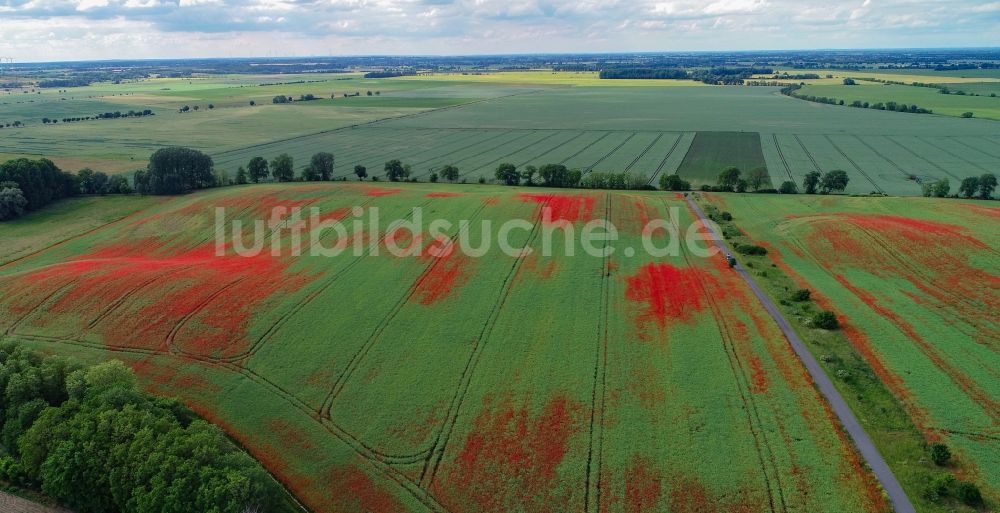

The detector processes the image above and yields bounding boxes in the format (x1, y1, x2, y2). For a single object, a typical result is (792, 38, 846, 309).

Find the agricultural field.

(794, 83, 1000, 120)
(713, 193, 1000, 502)
(2, 72, 998, 197)
(676, 132, 769, 187)
(1, 182, 894, 513)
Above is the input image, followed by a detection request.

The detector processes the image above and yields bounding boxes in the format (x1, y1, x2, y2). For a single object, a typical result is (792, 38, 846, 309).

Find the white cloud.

(0, 0, 997, 60)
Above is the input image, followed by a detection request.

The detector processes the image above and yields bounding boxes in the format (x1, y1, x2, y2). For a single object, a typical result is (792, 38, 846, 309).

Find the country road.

(685, 196, 917, 513)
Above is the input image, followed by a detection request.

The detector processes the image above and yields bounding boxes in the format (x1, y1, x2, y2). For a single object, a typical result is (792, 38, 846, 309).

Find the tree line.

(0, 343, 292, 513)
(0, 159, 133, 221)
(781, 84, 933, 114)
(921, 174, 997, 199)
(42, 109, 154, 124)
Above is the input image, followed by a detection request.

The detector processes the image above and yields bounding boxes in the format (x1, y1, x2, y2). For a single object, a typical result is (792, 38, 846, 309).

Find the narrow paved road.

(685, 197, 916, 513)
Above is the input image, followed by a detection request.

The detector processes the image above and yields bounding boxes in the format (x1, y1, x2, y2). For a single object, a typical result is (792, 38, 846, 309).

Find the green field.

(713, 193, 1000, 504)
(1, 183, 898, 513)
(1, 71, 997, 196)
(796, 83, 1000, 120)
(676, 132, 769, 187)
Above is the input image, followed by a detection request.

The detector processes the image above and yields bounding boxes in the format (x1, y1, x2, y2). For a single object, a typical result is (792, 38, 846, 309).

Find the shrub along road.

(685, 195, 916, 513)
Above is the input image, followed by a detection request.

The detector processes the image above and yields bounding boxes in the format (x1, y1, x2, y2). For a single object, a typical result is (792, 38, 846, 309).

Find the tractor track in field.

(325, 128, 461, 176)
(319, 200, 490, 418)
(823, 136, 885, 195)
(3, 279, 79, 336)
(167, 276, 251, 356)
(852, 136, 913, 181)
(883, 136, 957, 181)
(6, 332, 449, 513)
(559, 131, 613, 166)
(844, 222, 992, 333)
(624, 133, 662, 173)
(412, 130, 519, 177)
(770, 134, 795, 182)
(419, 195, 553, 489)
(916, 137, 991, 174)
(951, 138, 1000, 159)
(676, 207, 784, 513)
(647, 133, 685, 186)
(793, 135, 823, 174)
(516, 130, 587, 168)
(331, 129, 489, 178)
(783, 232, 1000, 426)
(216, 197, 424, 364)
(0, 201, 164, 272)
(583, 194, 611, 513)
(584, 132, 637, 173)
(443, 131, 539, 180)
(210, 89, 546, 163)
(686, 197, 917, 513)
(87, 266, 196, 329)
(468, 130, 563, 176)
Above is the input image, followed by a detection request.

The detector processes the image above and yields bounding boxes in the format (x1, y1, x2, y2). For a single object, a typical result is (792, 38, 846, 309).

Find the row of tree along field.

(2, 145, 997, 222)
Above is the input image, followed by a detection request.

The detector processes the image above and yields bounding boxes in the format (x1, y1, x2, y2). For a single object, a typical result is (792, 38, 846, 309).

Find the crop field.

(795, 83, 1000, 120)
(713, 193, 1000, 500)
(0, 182, 896, 513)
(677, 132, 769, 186)
(1, 72, 998, 195)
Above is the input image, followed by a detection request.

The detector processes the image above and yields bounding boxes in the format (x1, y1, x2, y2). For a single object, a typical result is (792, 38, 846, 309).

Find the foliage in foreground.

(0, 343, 289, 513)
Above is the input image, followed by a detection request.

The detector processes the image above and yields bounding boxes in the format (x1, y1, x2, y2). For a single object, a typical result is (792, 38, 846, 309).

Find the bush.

(659, 173, 691, 191)
(779, 181, 798, 194)
(721, 211, 733, 221)
(922, 474, 955, 501)
(734, 244, 767, 256)
(956, 481, 983, 506)
(961, 112, 974, 118)
(790, 289, 811, 302)
(929, 443, 951, 466)
(812, 311, 840, 330)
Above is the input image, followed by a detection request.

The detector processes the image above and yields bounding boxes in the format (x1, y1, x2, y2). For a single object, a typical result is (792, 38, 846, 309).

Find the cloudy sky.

(1, 0, 998, 62)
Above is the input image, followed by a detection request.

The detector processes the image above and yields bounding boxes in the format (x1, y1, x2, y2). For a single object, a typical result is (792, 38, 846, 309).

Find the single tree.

(978, 173, 997, 199)
(929, 443, 951, 466)
(247, 157, 269, 183)
(384, 159, 409, 182)
(803, 171, 821, 194)
(495, 163, 520, 186)
(718, 167, 741, 190)
(819, 170, 850, 194)
(932, 178, 950, 198)
(812, 311, 840, 330)
(0, 185, 28, 220)
(235, 166, 248, 185)
(308, 152, 335, 181)
(747, 167, 770, 191)
(354, 165, 368, 181)
(429, 172, 439, 183)
(735, 178, 748, 193)
(521, 165, 537, 186)
(779, 180, 798, 194)
(958, 176, 979, 198)
(440, 165, 460, 182)
(270, 154, 295, 182)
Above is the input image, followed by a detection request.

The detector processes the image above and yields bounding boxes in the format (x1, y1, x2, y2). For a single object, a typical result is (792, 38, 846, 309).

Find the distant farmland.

(1, 74, 998, 196)
(1, 183, 891, 513)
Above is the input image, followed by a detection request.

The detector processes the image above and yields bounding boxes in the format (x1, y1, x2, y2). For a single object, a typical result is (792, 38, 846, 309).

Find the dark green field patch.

(673, 131, 769, 187)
